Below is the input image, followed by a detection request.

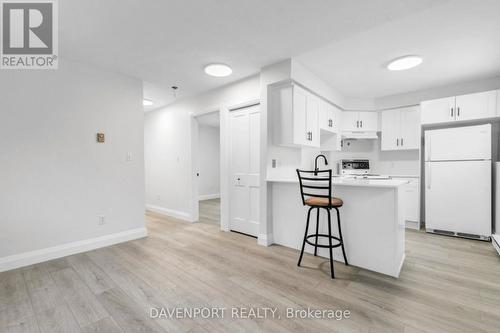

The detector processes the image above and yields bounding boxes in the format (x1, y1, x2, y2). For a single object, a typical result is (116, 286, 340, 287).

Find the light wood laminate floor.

(199, 199, 220, 225)
(1, 212, 500, 333)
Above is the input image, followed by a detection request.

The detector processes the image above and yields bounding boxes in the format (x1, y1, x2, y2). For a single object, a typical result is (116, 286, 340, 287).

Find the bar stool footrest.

(305, 234, 342, 248)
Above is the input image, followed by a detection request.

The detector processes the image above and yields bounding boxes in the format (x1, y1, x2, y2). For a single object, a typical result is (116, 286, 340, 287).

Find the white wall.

(0, 60, 145, 269)
(198, 125, 220, 199)
(144, 75, 260, 221)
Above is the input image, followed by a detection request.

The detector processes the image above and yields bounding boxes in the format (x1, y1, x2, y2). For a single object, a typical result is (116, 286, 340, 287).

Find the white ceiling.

(59, 0, 446, 110)
(297, 0, 500, 99)
(197, 112, 220, 128)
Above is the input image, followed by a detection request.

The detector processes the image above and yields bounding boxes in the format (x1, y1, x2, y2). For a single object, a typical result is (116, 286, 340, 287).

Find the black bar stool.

(296, 169, 348, 279)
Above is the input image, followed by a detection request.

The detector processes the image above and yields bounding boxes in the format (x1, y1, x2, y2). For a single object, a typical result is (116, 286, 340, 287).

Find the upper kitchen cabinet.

(455, 91, 497, 121)
(270, 82, 320, 148)
(319, 100, 341, 133)
(421, 90, 497, 125)
(420, 97, 455, 124)
(341, 111, 378, 131)
(381, 106, 420, 151)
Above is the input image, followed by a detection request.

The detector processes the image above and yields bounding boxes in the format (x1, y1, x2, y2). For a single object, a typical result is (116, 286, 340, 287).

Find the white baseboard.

(146, 204, 194, 222)
(0, 227, 148, 273)
(394, 253, 406, 278)
(258, 233, 274, 246)
(493, 234, 500, 255)
(199, 194, 220, 201)
(405, 220, 420, 230)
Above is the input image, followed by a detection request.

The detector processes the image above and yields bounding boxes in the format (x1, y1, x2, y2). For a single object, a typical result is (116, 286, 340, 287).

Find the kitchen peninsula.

(268, 177, 409, 277)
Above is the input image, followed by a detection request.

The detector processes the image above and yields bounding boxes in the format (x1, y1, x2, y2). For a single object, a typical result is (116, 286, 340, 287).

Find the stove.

(338, 159, 391, 179)
(339, 159, 370, 175)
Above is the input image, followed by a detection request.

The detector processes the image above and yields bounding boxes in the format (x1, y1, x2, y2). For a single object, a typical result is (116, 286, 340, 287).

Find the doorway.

(228, 103, 260, 237)
(195, 112, 221, 225)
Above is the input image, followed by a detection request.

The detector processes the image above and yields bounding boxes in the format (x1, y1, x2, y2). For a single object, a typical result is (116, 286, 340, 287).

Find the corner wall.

(144, 75, 260, 222)
(0, 60, 146, 271)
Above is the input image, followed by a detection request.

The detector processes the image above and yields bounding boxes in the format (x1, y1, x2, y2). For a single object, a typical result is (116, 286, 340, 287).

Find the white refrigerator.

(425, 124, 491, 240)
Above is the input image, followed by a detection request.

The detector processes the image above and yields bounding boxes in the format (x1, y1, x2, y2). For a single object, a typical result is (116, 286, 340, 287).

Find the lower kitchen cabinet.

(399, 178, 420, 230)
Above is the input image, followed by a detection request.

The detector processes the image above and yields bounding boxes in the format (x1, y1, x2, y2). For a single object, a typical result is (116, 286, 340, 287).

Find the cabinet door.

(331, 104, 341, 133)
(400, 106, 420, 150)
(421, 97, 456, 124)
(305, 93, 320, 147)
(401, 179, 420, 223)
(380, 109, 400, 151)
(455, 90, 497, 121)
(292, 86, 308, 146)
(340, 112, 359, 131)
(358, 112, 378, 131)
(319, 100, 334, 132)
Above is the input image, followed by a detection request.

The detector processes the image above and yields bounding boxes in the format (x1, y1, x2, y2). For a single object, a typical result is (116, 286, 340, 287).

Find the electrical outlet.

(126, 152, 133, 161)
(98, 215, 106, 225)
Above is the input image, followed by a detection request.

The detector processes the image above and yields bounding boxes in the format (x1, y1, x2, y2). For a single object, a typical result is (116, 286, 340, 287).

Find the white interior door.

(229, 104, 260, 237)
(425, 160, 491, 236)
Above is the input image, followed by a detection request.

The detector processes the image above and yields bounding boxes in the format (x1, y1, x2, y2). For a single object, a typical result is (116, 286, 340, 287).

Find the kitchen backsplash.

(328, 138, 420, 176)
(267, 137, 420, 180)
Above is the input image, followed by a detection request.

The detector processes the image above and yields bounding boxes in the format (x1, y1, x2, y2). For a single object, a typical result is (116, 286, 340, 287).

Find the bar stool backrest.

(296, 169, 333, 207)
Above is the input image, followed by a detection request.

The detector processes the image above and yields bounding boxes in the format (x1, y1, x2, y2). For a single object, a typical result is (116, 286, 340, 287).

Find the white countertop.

(267, 177, 410, 188)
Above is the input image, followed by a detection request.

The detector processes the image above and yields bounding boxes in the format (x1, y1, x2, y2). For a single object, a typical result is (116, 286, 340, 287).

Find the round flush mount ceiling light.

(387, 55, 423, 71)
(204, 63, 232, 77)
(143, 99, 154, 106)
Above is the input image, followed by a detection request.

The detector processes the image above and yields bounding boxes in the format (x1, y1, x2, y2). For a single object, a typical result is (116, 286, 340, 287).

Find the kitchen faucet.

(314, 154, 328, 175)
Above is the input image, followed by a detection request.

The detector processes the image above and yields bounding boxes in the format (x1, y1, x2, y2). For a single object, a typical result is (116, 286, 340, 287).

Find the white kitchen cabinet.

(340, 111, 359, 131)
(380, 109, 400, 150)
(455, 90, 497, 121)
(305, 92, 320, 147)
(401, 178, 420, 230)
(341, 111, 378, 131)
(358, 112, 378, 131)
(421, 97, 455, 125)
(270, 82, 319, 148)
(319, 100, 340, 133)
(421, 90, 497, 125)
(381, 106, 420, 151)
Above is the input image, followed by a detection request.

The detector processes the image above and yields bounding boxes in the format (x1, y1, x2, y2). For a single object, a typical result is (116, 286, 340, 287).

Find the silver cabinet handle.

(306, 131, 312, 141)
(360, 120, 363, 128)
(356, 120, 359, 128)
(401, 138, 404, 146)
(457, 107, 460, 117)
(451, 107, 454, 118)
(396, 138, 399, 146)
